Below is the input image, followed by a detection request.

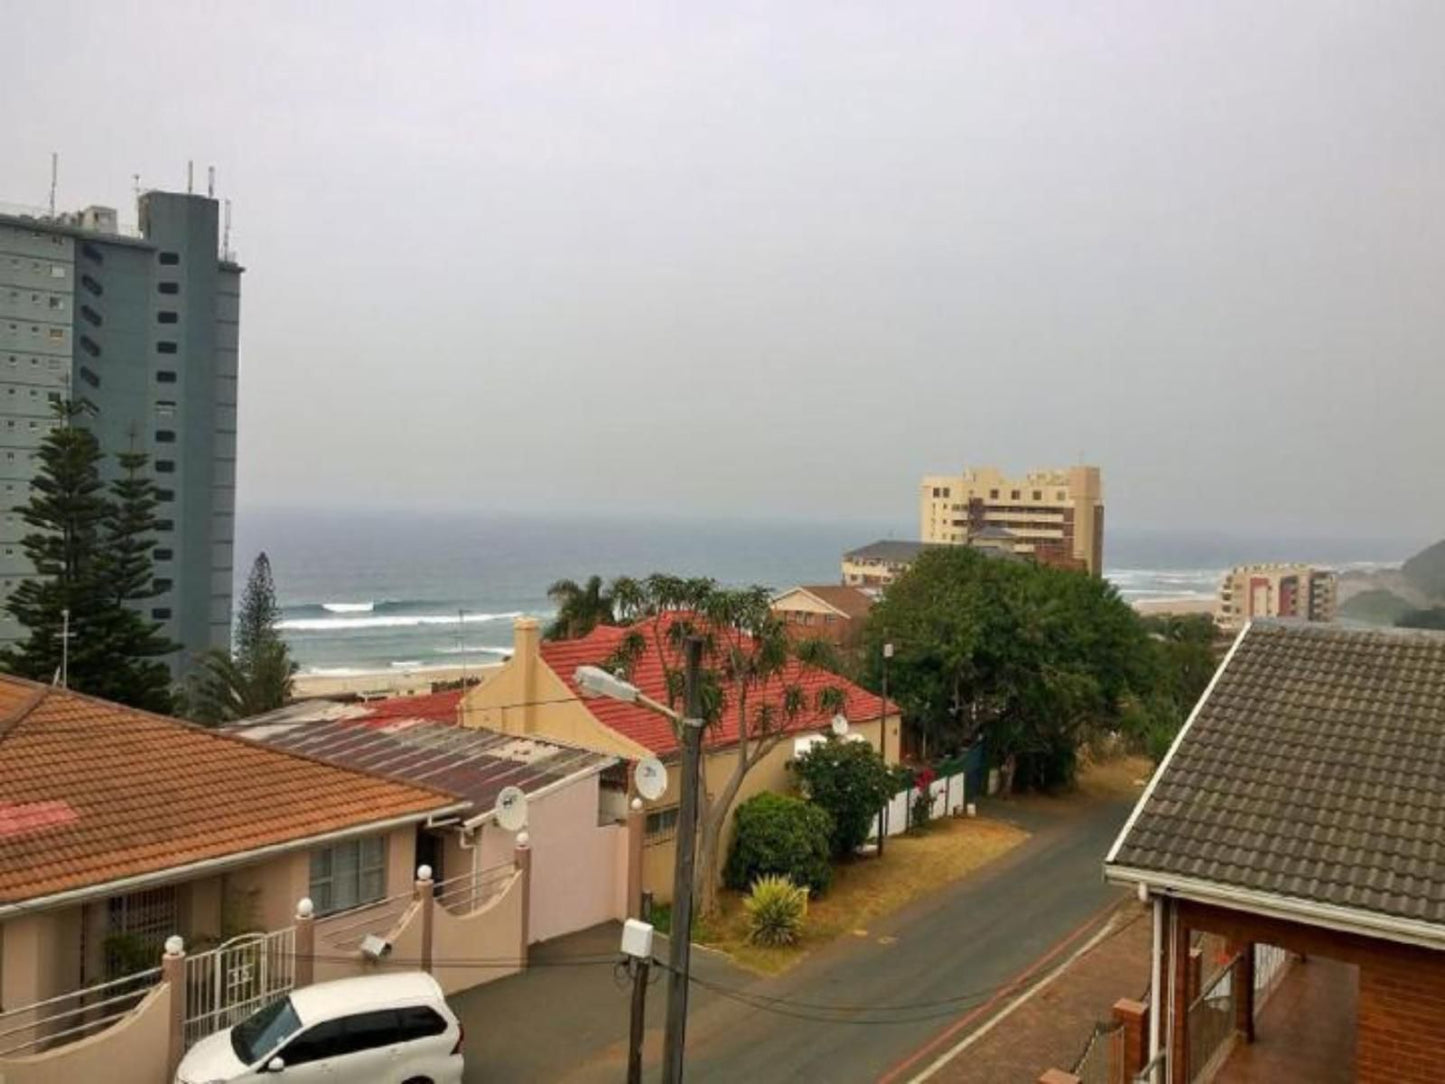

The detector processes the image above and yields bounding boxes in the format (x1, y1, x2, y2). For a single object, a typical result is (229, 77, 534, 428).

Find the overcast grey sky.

(5, 1, 1442, 537)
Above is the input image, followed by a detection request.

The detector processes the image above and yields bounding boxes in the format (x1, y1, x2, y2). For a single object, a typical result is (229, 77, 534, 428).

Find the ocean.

(235, 508, 1416, 677)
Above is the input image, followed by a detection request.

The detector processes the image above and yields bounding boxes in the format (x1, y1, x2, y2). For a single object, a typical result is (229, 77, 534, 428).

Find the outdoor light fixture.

(575, 665, 641, 703)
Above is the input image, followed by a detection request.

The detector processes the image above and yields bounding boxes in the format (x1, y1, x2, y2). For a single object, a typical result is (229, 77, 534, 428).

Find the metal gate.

(183, 928, 296, 1048)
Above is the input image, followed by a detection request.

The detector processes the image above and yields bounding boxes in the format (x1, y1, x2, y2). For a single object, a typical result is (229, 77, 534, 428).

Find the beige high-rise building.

(919, 465, 1105, 574)
(1217, 563, 1337, 632)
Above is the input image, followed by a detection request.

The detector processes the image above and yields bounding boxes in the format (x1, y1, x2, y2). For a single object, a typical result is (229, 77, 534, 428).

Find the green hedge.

(725, 792, 833, 896)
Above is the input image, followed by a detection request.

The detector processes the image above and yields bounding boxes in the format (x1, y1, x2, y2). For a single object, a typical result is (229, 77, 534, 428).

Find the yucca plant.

(744, 874, 809, 947)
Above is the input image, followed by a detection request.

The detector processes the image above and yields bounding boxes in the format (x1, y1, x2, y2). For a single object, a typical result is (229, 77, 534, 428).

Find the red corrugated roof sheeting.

(538, 614, 898, 756)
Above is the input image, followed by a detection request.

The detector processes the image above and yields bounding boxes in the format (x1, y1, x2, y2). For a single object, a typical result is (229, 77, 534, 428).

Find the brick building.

(1105, 622, 1445, 1083)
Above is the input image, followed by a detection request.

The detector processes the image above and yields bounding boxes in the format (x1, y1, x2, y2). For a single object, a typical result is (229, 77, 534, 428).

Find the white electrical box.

(620, 918, 654, 960)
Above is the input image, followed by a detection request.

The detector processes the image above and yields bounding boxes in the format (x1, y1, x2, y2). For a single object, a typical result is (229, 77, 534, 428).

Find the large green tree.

(861, 548, 1153, 791)
(184, 553, 296, 723)
(578, 573, 846, 915)
(1, 405, 177, 711)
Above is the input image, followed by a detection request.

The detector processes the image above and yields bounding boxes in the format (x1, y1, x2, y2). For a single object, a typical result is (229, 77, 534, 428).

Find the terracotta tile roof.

(353, 689, 464, 726)
(538, 613, 898, 757)
(1107, 622, 1445, 929)
(0, 676, 460, 905)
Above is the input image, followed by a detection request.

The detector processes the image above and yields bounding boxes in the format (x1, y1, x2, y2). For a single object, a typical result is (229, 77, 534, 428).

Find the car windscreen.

(230, 996, 302, 1065)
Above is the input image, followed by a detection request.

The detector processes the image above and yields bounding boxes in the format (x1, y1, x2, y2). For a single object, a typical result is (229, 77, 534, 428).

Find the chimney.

(512, 617, 540, 733)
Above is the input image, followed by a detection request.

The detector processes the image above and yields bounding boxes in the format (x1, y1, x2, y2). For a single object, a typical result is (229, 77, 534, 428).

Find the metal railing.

(1254, 943, 1290, 999)
(0, 967, 161, 1056)
(182, 929, 296, 1049)
(315, 890, 416, 951)
(1187, 950, 1240, 1081)
(1071, 1019, 1124, 1084)
(435, 863, 516, 916)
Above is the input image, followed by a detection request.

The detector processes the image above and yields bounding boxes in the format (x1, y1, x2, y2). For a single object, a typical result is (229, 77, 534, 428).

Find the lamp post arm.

(636, 691, 684, 725)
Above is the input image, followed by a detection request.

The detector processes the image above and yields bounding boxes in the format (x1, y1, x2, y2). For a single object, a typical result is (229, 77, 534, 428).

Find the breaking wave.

(277, 611, 525, 633)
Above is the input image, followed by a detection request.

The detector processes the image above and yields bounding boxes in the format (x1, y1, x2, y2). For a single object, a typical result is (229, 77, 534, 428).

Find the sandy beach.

(292, 662, 505, 700)
(1131, 597, 1219, 619)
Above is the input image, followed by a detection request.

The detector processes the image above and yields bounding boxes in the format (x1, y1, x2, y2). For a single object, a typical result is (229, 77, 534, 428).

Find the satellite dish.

(831, 714, 850, 737)
(634, 757, 668, 802)
(494, 785, 528, 832)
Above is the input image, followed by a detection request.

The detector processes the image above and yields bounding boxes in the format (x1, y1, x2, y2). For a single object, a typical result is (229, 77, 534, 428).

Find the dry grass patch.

(700, 816, 1028, 975)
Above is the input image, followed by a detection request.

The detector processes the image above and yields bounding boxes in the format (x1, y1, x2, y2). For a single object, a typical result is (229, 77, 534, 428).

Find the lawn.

(679, 815, 1029, 975)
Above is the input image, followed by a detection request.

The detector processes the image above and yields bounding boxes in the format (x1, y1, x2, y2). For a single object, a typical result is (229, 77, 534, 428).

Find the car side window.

(396, 1005, 448, 1041)
(280, 1019, 346, 1065)
(334, 1009, 401, 1056)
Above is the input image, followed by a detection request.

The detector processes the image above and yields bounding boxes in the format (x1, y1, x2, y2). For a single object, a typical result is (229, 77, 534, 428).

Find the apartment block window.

(80, 335, 100, 357)
(158, 252, 180, 266)
(1010, 490, 1021, 500)
(152, 607, 172, 620)
(309, 836, 387, 916)
(157, 311, 178, 325)
(157, 370, 177, 383)
(156, 488, 174, 502)
(158, 282, 179, 295)
(157, 341, 177, 354)
(153, 547, 173, 561)
(155, 430, 176, 443)
(1032, 490, 1042, 501)
(155, 460, 175, 473)
(82, 242, 104, 264)
(81, 305, 102, 327)
(156, 519, 174, 532)
(47, 296, 64, 311)
(156, 400, 176, 418)
(989, 489, 999, 499)
(79, 366, 100, 388)
(1056, 491, 1066, 501)
(80, 274, 102, 296)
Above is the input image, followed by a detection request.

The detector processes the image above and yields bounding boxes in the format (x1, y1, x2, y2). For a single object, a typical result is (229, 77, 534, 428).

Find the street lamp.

(574, 645, 705, 1084)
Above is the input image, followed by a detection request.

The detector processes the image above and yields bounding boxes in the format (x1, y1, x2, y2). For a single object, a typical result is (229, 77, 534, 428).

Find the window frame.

(308, 835, 388, 916)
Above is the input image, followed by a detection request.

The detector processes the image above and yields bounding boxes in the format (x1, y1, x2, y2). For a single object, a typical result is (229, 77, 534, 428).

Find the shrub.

(790, 737, 898, 857)
(744, 875, 808, 947)
(910, 766, 936, 831)
(725, 792, 833, 896)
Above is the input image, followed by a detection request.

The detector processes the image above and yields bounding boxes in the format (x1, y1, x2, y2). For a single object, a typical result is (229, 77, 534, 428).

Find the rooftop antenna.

(48, 152, 58, 218)
(222, 199, 232, 261)
(207, 165, 215, 199)
(132, 173, 141, 204)
(187, 160, 194, 194)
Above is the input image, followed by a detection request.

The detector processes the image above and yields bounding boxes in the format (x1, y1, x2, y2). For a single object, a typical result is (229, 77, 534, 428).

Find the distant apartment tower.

(919, 465, 1104, 574)
(1217, 563, 1337, 632)
(0, 190, 242, 674)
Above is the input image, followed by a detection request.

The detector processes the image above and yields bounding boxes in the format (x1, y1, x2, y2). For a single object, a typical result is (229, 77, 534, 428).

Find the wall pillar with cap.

(515, 833, 533, 963)
(415, 865, 435, 974)
(294, 897, 315, 987)
(162, 935, 186, 1078)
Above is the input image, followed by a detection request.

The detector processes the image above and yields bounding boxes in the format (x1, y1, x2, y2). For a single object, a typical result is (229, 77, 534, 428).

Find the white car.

(176, 971, 464, 1084)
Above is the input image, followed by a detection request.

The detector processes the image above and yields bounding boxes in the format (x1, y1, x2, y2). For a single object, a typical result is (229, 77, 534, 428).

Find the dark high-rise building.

(0, 190, 242, 674)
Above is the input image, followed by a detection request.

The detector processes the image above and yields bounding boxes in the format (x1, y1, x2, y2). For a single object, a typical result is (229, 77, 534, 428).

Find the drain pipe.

(1149, 887, 1164, 1082)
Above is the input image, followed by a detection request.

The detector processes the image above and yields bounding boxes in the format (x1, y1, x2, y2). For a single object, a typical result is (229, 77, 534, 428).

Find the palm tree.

(544, 575, 617, 640)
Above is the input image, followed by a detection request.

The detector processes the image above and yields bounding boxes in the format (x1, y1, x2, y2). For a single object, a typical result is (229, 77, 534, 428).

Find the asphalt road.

(453, 793, 1130, 1083)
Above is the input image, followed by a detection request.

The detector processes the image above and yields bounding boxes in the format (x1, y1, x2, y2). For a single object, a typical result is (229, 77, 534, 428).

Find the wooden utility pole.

(662, 636, 704, 1084)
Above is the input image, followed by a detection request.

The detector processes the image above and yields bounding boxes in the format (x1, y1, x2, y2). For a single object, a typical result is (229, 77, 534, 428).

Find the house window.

(309, 835, 387, 915)
(105, 886, 178, 979)
(158, 252, 180, 266)
(645, 807, 680, 843)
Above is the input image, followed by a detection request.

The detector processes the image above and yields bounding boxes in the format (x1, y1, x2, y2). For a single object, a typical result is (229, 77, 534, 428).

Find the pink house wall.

(476, 773, 626, 944)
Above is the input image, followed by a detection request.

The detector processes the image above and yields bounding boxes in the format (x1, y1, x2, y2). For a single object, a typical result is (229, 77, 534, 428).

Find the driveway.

(452, 793, 1131, 1082)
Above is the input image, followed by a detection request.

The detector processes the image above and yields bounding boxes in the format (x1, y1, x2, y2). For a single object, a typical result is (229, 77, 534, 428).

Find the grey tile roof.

(844, 540, 937, 562)
(1107, 621, 1445, 928)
